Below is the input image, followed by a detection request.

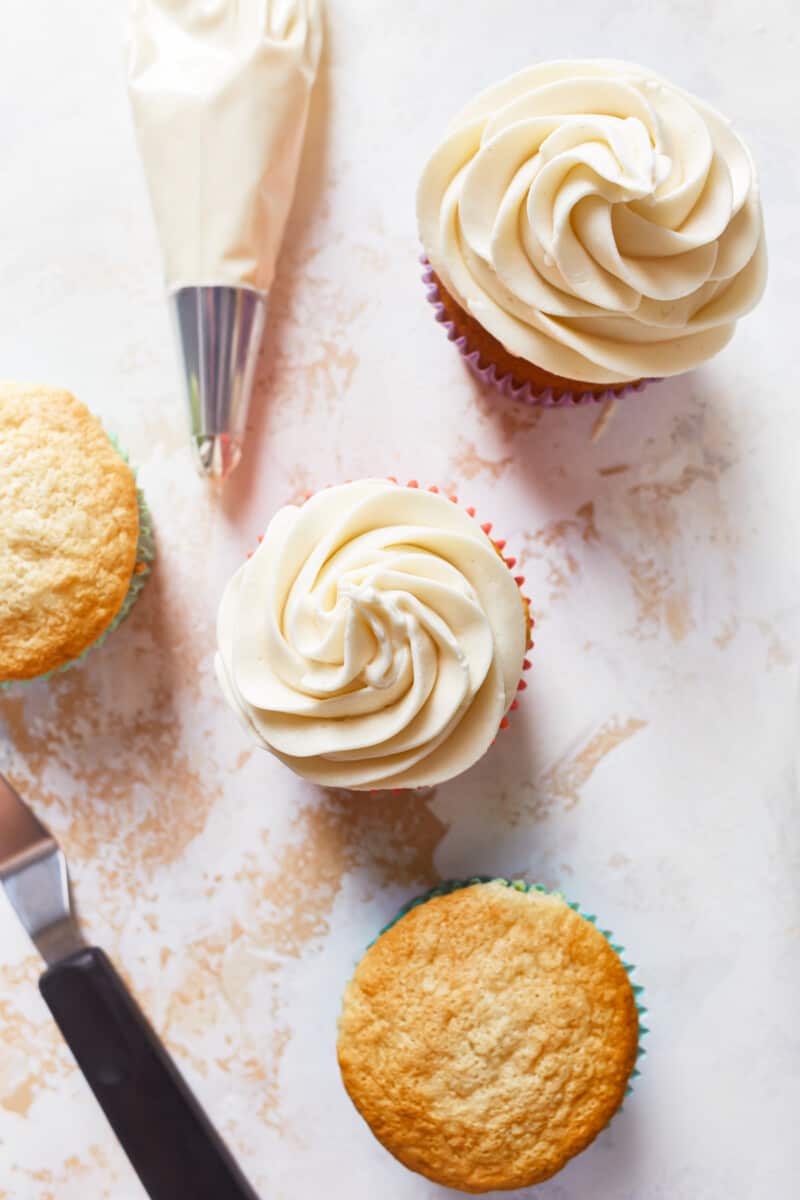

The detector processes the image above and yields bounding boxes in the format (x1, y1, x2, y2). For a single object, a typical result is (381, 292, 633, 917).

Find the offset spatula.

(0, 772, 258, 1200)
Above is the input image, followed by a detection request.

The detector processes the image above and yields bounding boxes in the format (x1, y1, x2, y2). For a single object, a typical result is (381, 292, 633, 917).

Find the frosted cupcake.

(338, 878, 645, 1192)
(215, 480, 531, 789)
(0, 384, 154, 684)
(418, 59, 767, 404)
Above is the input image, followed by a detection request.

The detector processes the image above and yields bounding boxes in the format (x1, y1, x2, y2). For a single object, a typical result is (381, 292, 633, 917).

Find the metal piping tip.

(192, 433, 244, 482)
(171, 285, 268, 484)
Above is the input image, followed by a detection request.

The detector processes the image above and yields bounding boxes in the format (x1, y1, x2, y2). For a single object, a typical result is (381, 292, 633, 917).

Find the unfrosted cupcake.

(338, 878, 645, 1192)
(418, 59, 767, 405)
(215, 480, 531, 790)
(0, 384, 154, 684)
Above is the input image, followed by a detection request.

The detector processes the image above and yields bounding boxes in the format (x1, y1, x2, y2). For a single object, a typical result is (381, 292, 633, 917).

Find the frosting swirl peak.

(418, 59, 767, 384)
(216, 481, 527, 789)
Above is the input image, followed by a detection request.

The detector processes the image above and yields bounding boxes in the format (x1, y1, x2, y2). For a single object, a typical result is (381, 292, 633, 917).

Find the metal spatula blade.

(0, 774, 83, 964)
(0, 771, 258, 1200)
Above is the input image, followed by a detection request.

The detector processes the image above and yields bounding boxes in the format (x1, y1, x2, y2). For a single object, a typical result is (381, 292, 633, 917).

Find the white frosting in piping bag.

(128, 0, 323, 291)
(215, 481, 527, 789)
(417, 60, 767, 384)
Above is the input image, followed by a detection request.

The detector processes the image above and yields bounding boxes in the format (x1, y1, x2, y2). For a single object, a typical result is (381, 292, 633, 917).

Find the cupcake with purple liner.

(417, 59, 767, 406)
(215, 479, 532, 790)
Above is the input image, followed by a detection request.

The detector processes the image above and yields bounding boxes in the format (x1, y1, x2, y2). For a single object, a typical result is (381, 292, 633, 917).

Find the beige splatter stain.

(496, 404, 544, 442)
(714, 616, 740, 650)
(538, 717, 648, 812)
(625, 464, 720, 549)
(519, 501, 600, 609)
(620, 555, 673, 640)
(283, 463, 314, 506)
(3, 1145, 121, 1200)
(2, 1076, 36, 1118)
(258, 245, 366, 429)
(608, 852, 632, 870)
(620, 550, 698, 643)
(240, 787, 446, 960)
(713, 617, 795, 666)
(0, 961, 74, 1119)
(523, 500, 599, 553)
(351, 240, 391, 274)
(614, 439, 725, 641)
(573, 501, 600, 543)
(664, 593, 694, 643)
(0, 688, 221, 877)
(468, 383, 544, 443)
(451, 439, 513, 481)
(755, 620, 795, 669)
(597, 463, 630, 476)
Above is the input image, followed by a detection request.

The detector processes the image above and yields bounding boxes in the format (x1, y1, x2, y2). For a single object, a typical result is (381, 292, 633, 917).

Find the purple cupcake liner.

(420, 256, 655, 408)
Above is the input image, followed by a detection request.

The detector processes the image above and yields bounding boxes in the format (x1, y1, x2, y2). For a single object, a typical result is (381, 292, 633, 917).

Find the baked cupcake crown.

(338, 878, 645, 1193)
(0, 384, 145, 682)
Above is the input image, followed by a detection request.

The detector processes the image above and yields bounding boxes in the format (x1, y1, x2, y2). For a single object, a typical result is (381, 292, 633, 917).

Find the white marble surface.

(1, 1, 798, 1197)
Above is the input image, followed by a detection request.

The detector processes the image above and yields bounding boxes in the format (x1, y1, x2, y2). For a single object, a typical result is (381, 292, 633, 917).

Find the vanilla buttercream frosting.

(215, 481, 527, 789)
(417, 59, 767, 384)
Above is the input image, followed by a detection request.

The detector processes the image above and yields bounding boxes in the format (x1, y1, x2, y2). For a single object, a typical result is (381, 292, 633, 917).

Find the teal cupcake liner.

(1, 434, 155, 689)
(372, 875, 648, 1098)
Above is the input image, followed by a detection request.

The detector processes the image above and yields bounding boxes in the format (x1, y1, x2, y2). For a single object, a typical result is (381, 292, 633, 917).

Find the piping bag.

(128, 0, 323, 482)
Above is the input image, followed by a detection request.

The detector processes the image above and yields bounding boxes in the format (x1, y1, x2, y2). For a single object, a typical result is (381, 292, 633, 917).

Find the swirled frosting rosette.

(215, 480, 529, 789)
(417, 59, 767, 396)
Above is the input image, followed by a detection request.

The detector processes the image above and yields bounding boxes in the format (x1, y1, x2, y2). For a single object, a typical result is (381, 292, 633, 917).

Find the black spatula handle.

(40, 946, 259, 1200)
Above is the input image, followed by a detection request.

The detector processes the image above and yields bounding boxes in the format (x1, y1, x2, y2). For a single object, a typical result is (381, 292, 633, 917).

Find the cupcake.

(215, 479, 531, 790)
(337, 878, 645, 1192)
(0, 384, 154, 684)
(418, 59, 767, 404)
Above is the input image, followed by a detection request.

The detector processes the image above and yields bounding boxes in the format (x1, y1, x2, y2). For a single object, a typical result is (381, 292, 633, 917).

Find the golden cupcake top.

(0, 384, 140, 681)
(337, 880, 639, 1192)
